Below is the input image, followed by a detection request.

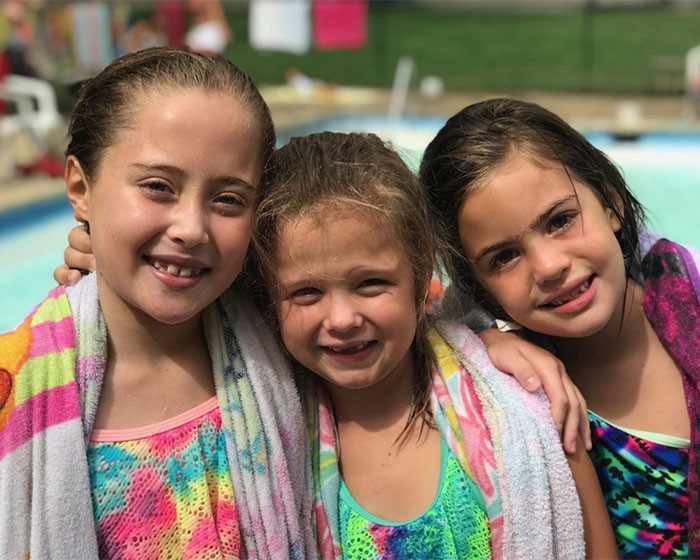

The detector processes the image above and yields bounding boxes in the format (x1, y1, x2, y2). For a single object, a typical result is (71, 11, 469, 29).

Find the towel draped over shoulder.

(308, 321, 586, 560)
(641, 236, 700, 557)
(0, 273, 316, 560)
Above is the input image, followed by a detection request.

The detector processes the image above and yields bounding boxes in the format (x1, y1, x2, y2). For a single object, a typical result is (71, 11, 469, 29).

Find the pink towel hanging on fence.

(0, 53, 9, 115)
(312, 0, 367, 51)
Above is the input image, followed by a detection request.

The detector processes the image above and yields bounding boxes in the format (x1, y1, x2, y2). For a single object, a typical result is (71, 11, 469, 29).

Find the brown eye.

(214, 194, 244, 207)
(142, 181, 174, 201)
(357, 278, 389, 296)
(490, 249, 518, 270)
(358, 278, 387, 288)
(548, 212, 577, 232)
(288, 287, 322, 305)
(144, 181, 171, 193)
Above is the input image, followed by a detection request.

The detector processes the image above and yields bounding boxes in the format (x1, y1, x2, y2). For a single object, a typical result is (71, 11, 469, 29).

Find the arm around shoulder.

(567, 436, 618, 559)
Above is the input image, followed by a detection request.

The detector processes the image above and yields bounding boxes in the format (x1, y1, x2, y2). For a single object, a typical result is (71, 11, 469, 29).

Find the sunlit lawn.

(222, 5, 700, 93)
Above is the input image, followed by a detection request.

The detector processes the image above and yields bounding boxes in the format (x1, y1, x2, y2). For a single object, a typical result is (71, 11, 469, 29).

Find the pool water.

(1, 116, 699, 333)
(0, 198, 75, 331)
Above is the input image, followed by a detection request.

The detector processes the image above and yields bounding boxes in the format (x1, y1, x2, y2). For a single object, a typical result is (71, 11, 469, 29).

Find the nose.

(323, 292, 362, 333)
(168, 198, 210, 248)
(530, 240, 570, 285)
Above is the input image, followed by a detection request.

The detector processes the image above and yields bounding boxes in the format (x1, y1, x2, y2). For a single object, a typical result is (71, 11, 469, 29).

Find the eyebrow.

(277, 264, 399, 291)
(130, 163, 256, 192)
(473, 195, 577, 263)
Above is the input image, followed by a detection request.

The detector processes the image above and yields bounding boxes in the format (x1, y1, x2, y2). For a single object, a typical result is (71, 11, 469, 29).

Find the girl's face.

(67, 88, 261, 327)
(457, 151, 626, 339)
(275, 210, 417, 393)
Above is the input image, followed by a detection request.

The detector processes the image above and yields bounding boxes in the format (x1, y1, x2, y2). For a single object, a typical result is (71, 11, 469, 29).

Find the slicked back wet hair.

(66, 47, 275, 183)
(419, 97, 645, 307)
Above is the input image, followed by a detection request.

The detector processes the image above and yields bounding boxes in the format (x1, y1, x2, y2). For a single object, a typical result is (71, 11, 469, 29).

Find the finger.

(530, 355, 569, 434)
(572, 383, 592, 450)
(560, 375, 580, 455)
(557, 362, 591, 453)
(64, 246, 96, 273)
(531, 354, 567, 399)
(547, 388, 569, 437)
(54, 264, 81, 286)
(507, 356, 542, 393)
(68, 223, 94, 254)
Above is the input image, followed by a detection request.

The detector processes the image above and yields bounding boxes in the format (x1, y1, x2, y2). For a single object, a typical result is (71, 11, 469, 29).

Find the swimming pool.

(0, 196, 75, 331)
(1, 115, 699, 333)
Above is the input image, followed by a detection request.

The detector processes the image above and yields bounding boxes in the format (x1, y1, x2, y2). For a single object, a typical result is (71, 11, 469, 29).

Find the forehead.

(278, 206, 392, 250)
(275, 208, 405, 273)
(468, 150, 577, 201)
(129, 86, 254, 132)
(458, 153, 582, 252)
(97, 87, 261, 181)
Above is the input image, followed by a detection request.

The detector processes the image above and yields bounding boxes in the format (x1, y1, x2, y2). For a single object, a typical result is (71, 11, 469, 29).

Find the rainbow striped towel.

(0, 273, 316, 559)
(308, 321, 585, 559)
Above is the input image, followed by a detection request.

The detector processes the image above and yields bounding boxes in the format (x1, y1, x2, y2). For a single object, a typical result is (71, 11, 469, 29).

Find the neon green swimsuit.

(339, 438, 491, 559)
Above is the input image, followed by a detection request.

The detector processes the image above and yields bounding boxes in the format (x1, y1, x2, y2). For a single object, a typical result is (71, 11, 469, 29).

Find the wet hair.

(254, 131, 437, 432)
(419, 97, 645, 309)
(66, 47, 275, 182)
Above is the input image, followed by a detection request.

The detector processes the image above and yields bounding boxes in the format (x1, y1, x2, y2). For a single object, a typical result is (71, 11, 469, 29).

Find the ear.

(65, 156, 90, 221)
(605, 206, 622, 233)
(602, 188, 624, 233)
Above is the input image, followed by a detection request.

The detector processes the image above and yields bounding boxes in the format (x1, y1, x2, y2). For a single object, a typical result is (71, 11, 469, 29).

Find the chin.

(541, 317, 613, 339)
(140, 304, 203, 326)
(324, 375, 374, 391)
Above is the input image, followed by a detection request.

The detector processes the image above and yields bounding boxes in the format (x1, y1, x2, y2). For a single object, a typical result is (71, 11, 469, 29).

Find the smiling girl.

(0, 49, 313, 559)
(420, 97, 700, 558)
(252, 131, 616, 558)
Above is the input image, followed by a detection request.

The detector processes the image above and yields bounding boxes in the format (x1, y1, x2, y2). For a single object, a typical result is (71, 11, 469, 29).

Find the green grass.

(222, 5, 700, 94)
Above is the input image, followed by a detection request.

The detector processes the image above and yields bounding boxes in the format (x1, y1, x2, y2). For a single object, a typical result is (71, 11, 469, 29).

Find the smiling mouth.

(542, 276, 593, 307)
(323, 341, 376, 354)
(147, 258, 205, 278)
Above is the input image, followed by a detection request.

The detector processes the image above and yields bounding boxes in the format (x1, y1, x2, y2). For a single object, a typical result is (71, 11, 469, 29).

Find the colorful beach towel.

(643, 238, 700, 558)
(0, 273, 315, 559)
(308, 321, 585, 559)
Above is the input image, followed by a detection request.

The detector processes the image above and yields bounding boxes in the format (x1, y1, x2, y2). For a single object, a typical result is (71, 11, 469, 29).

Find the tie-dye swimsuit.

(88, 397, 239, 559)
(589, 411, 688, 558)
(339, 438, 491, 559)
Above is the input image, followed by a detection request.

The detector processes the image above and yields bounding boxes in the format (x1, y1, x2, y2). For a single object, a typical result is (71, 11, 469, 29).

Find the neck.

(554, 278, 648, 372)
(324, 352, 417, 433)
(97, 280, 208, 369)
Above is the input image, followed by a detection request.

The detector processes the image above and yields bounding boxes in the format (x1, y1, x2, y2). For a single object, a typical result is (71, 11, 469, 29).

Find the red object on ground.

(17, 153, 65, 178)
(312, 0, 367, 51)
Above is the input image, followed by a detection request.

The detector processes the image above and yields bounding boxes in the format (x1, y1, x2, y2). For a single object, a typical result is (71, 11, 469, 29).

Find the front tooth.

(180, 268, 192, 278)
(330, 342, 368, 353)
(167, 264, 180, 275)
(552, 282, 589, 306)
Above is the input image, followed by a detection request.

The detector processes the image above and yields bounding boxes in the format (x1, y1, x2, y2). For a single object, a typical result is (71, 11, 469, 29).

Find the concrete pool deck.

(265, 88, 698, 134)
(1, 89, 698, 215)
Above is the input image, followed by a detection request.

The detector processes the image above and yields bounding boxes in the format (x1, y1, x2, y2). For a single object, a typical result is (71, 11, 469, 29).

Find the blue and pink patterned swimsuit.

(88, 397, 239, 559)
(589, 411, 688, 558)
